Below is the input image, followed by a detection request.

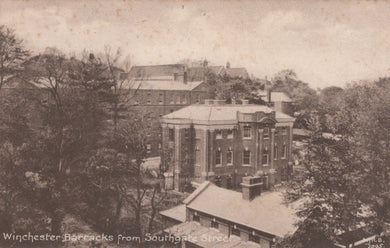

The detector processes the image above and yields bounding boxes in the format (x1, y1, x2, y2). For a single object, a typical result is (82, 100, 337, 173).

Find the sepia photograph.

(0, 0, 389, 247)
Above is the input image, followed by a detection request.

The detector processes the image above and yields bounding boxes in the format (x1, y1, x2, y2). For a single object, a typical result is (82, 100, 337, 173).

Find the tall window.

(159, 93, 163, 105)
(262, 153, 269, 165)
(184, 129, 189, 138)
(243, 126, 251, 138)
(243, 150, 251, 165)
(216, 130, 222, 139)
(147, 92, 151, 104)
(282, 145, 287, 158)
(227, 150, 233, 165)
(274, 144, 278, 160)
(169, 128, 174, 141)
(282, 127, 288, 136)
(216, 149, 222, 166)
(263, 127, 270, 138)
(227, 129, 233, 139)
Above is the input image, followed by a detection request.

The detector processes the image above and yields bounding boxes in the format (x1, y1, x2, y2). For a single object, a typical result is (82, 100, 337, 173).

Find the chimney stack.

(241, 176, 263, 200)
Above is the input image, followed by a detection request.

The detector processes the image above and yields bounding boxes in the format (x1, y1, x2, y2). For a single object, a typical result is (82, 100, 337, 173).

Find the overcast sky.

(1, 0, 390, 88)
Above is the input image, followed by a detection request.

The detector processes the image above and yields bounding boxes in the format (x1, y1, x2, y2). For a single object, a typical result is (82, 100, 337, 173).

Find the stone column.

(208, 130, 215, 181)
(174, 127, 182, 191)
(200, 129, 208, 181)
(270, 128, 275, 169)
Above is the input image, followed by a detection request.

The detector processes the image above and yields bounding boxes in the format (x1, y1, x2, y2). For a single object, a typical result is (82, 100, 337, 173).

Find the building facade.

(160, 100, 295, 191)
(120, 64, 210, 157)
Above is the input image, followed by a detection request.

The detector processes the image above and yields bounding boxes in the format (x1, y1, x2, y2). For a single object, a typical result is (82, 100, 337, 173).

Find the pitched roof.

(183, 183, 301, 237)
(159, 204, 186, 223)
(223, 68, 249, 79)
(187, 66, 225, 81)
(127, 64, 186, 79)
(120, 80, 205, 91)
(162, 103, 295, 124)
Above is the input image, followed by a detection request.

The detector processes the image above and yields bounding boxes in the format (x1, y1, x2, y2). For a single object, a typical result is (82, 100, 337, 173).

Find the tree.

(280, 79, 390, 247)
(271, 70, 318, 128)
(19, 50, 113, 236)
(0, 25, 29, 95)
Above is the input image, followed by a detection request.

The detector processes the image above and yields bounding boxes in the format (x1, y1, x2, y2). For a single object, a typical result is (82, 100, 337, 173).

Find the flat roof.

(162, 104, 295, 124)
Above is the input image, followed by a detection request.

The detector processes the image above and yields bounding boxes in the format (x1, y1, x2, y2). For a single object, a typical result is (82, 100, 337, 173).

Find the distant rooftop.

(120, 80, 205, 91)
(183, 181, 301, 237)
(126, 64, 187, 79)
(223, 67, 249, 79)
(162, 100, 295, 124)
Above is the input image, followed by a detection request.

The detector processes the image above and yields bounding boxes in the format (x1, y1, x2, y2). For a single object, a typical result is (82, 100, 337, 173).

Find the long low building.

(160, 99, 295, 191)
(160, 181, 300, 248)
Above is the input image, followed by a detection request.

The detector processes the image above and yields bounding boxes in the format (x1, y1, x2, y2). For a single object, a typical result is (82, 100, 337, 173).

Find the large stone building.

(160, 99, 295, 191)
(120, 64, 210, 157)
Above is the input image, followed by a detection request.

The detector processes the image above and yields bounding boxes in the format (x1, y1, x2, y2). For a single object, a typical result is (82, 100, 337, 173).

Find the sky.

(1, 0, 390, 89)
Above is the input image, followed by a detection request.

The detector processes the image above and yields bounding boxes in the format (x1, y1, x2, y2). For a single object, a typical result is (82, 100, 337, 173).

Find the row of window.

(192, 213, 261, 244)
(243, 126, 288, 139)
(133, 93, 204, 105)
(214, 145, 288, 166)
(168, 127, 289, 141)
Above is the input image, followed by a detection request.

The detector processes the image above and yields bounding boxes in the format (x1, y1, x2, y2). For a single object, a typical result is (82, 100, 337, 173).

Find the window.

(146, 144, 151, 153)
(274, 145, 278, 160)
(231, 226, 240, 237)
(227, 129, 233, 139)
(249, 233, 260, 243)
(243, 150, 251, 165)
(262, 153, 269, 165)
(147, 93, 151, 104)
(184, 129, 189, 138)
(282, 145, 287, 158)
(243, 126, 251, 138)
(211, 219, 219, 229)
(159, 93, 163, 105)
(169, 128, 174, 141)
(176, 95, 180, 104)
(216, 149, 222, 166)
(227, 150, 233, 165)
(216, 130, 222, 139)
(193, 214, 200, 222)
(263, 127, 270, 138)
(282, 127, 288, 136)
